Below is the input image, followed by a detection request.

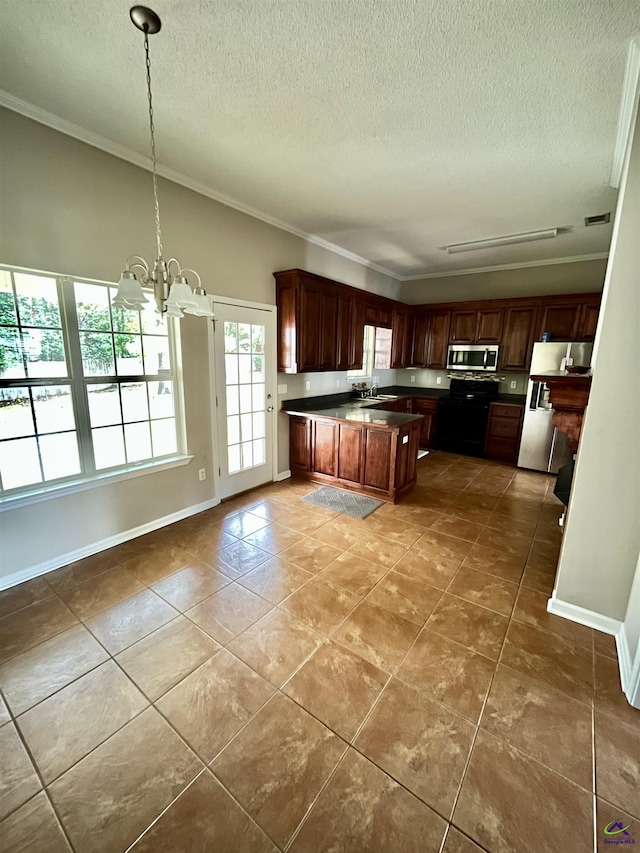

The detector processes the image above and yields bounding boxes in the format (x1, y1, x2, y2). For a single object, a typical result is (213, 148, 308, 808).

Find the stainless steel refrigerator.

(517, 341, 593, 473)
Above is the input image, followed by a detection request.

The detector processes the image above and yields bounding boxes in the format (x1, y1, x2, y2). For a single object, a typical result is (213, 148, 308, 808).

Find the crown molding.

(398, 252, 609, 281)
(0, 90, 402, 282)
(611, 36, 640, 188)
(0, 91, 613, 286)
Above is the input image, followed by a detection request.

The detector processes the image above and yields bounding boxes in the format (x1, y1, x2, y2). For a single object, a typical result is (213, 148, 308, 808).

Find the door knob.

(267, 406, 274, 412)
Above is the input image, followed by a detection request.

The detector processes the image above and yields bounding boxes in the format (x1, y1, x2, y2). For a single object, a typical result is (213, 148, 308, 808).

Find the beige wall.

(0, 109, 400, 581)
(399, 258, 607, 305)
(553, 108, 640, 622)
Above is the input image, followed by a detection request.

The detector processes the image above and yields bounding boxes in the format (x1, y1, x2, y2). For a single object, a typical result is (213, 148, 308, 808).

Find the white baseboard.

(0, 497, 220, 592)
(275, 470, 292, 482)
(547, 594, 640, 710)
(546, 595, 623, 635)
(617, 625, 640, 708)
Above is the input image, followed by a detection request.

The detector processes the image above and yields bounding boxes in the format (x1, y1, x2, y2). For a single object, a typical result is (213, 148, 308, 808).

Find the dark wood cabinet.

(410, 310, 430, 367)
(319, 290, 338, 370)
(579, 301, 600, 341)
(451, 308, 503, 344)
(391, 305, 412, 368)
(312, 420, 338, 477)
(427, 310, 451, 369)
(484, 403, 524, 463)
(450, 310, 478, 343)
(298, 284, 322, 372)
(500, 306, 538, 371)
(538, 302, 582, 342)
(288, 411, 421, 502)
(338, 423, 363, 483)
(476, 309, 503, 343)
(275, 268, 601, 376)
(413, 397, 439, 447)
(363, 429, 392, 492)
(289, 416, 311, 474)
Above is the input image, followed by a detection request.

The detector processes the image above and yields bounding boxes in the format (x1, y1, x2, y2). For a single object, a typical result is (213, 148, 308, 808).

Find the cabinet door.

(415, 399, 438, 447)
(319, 290, 338, 370)
(338, 424, 363, 483)
(427, 310, 451, 369)
(579, 302, 600, 341)
(410, 311, 429, 367)
(539, 303, 582, 341)
(336, 293, 353, 372)
(391, 306, 410, 368)
(299, 285, 322, 371)
(289, 417, 310, 474)
(450, 310, 478, 343)
(476, 309, 503, 343)
(313, 420, 338, 476)
(363, 429, 392, 491)
(377, 301, 393, 329)
(500, 306, 537, 371)
(349, 298, 366, 370)
(276, 279, 298, 373)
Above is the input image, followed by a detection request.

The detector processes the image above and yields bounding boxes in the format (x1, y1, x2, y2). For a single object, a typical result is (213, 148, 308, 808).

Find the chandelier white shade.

(112, 6, 212, 322)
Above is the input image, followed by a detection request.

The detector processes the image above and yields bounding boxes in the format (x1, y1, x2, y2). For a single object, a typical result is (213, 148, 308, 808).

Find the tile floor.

(0, 451, 638, 852)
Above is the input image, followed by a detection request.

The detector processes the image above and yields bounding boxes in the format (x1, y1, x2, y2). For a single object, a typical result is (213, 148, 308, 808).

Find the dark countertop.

(282, 401, 423, 427)
(282, 386, 526, 420)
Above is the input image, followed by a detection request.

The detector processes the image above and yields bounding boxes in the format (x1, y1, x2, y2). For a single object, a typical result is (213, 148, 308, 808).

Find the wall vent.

(584, 212, 611, 226)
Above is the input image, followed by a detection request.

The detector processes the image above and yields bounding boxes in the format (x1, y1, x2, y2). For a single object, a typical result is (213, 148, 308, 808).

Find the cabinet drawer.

(488, 416, 521, 439)
(490, 404, 522, 419)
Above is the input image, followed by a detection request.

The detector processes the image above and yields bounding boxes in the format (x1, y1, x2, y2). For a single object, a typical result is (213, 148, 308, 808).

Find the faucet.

(370, 383, 378, 397)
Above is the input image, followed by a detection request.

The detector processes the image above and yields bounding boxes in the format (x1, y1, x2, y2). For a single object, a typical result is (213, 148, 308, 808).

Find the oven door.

(447, 345, 499, 372)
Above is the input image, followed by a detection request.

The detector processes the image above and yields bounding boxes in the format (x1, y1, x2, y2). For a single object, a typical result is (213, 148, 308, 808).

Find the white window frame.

(346, 324, 376, 381)
(0, 264, 190, 509)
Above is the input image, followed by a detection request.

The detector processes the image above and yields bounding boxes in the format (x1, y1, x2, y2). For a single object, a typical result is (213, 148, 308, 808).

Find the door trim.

(207, 296, 279, 502)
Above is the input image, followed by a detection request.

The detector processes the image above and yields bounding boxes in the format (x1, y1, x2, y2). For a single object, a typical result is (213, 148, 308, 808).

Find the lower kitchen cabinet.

(413, 397, 439, 448)
(288, 413, 421, 502)
(484, 403, 524, 463)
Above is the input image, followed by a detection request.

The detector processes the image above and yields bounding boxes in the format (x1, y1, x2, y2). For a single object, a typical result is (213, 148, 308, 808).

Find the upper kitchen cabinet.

(450, 308, 503, 344)
(476, 308, 504, 342)
(499, 305, 538, 371)
(538, 302, 582, 342)
(274, 269, 342, 373)
(365, 295, 394, 329)
(450, 310, 478, 343)
(426, 309, 451, 369)
(410, 309, 430, 367)
(578, 300, 600, 341)
(390, 304, 413, 368)
(337, 293, 366, 371)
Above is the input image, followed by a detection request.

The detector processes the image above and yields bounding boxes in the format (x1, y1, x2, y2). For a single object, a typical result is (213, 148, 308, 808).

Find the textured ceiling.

(0, 1, 638, 277)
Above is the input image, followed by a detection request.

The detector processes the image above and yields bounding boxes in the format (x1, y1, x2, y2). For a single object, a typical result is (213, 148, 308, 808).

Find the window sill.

(0, 455, 194, 512)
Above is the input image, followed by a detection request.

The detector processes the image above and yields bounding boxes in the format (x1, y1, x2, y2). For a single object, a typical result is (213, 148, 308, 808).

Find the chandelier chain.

(144, 29, 163, 260)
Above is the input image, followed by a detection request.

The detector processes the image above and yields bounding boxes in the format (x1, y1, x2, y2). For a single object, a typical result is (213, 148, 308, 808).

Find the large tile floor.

(0, 451, 638, 852)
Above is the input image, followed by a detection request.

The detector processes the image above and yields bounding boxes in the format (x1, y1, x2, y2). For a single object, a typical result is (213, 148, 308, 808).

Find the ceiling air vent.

(584, 213, 611, 226)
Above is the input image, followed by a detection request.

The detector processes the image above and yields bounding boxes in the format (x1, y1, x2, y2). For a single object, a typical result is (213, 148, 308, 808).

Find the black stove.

(436, 379, 499, 456)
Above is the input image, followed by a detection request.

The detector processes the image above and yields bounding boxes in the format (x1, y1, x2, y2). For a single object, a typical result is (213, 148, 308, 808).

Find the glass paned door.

(213, 302, 275, 498)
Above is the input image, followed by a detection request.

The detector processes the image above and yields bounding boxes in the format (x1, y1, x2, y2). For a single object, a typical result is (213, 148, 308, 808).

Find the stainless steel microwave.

(447, 344, 500, 372)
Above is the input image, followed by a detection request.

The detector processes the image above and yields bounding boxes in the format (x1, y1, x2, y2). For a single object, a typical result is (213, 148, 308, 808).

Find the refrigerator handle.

(548, 427, 557, 473)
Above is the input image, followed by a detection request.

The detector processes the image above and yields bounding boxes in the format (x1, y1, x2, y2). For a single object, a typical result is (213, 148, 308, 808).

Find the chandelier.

(112, 6, 213, 319)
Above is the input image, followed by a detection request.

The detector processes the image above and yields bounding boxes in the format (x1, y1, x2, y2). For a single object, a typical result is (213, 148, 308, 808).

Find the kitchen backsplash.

(277, 369, 397, 401)
(278, 368, 528, 401)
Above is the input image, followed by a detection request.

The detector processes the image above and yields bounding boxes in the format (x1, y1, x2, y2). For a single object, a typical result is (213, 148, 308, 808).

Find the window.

(0, 266, 183, 500)
(347, 324, 375, 380)
(346, 324, 392, 380)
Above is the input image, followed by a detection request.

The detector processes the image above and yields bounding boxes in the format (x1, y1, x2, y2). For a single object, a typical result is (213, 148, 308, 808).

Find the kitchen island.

(283, 397, 423, 503)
